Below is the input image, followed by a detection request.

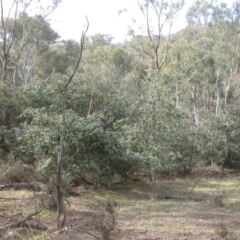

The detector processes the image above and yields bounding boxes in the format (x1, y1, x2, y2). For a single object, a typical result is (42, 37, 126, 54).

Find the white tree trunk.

(215, 70, 221, 116)
(191, 88, 199, 127)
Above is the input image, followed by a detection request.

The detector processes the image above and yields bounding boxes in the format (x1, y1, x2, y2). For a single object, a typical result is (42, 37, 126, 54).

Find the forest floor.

(1, 171, 240, 239)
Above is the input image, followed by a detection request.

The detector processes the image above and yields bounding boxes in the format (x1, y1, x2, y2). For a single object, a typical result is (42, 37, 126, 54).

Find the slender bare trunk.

(56, 18, 89, 231)
(215, 70, 221, 116)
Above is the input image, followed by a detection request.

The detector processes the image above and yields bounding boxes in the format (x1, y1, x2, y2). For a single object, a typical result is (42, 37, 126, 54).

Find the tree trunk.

(215, 70, 221, 116)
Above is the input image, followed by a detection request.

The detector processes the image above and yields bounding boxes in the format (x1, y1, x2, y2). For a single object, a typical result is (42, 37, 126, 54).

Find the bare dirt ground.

(1, 175, 240, 239)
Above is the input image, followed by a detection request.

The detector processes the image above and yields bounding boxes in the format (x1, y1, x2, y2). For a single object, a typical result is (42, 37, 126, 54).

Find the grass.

(1, 176, 240, 239)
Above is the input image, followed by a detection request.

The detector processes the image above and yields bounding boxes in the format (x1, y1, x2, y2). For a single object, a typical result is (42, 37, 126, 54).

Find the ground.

(1, 174, 240, 239)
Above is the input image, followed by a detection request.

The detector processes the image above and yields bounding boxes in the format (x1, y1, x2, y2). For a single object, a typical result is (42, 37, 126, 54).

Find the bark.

(191, 86, 199, 127)
(215, 69, 221, 116)
(0, 0, 19, 85)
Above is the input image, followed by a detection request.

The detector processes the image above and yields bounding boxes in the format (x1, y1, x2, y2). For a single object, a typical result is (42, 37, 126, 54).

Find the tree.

(0, 0, 61, 86)
(37, 39, 80, 78)
(111, 47, 131, 76)
(0, 0, 60, 154)
(137, 0, 185, 72)
(11, 13, 59, 85)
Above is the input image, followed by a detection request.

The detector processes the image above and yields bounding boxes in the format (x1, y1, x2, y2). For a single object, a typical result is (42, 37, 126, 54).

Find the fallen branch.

(157, 195, 209, 201)
(0, 210, 42, 230)
(157, 195, 240, 202)
(51, 226, 68, 235)
(0, 212, 22, 219)
(71, 227, 100, 239)
(0, 197, 30, 200)
(0, 182, 46, 191)
(18, 221, 48, 231)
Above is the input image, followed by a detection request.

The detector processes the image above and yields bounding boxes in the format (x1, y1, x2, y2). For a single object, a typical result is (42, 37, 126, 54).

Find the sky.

(49, 0, 191, 43)
(0, 0, 236, 43)
(48, 0, 235, 43)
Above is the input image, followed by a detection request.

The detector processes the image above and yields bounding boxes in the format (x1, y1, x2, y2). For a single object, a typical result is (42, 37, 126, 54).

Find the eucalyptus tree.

(111, 47, 132, 76)
(180, 0, 240, 167)
(186, 0, 240, 116)
(11, 13, 59, 85)
(36, 39, 81, 79)
(0, 0, 61, 86)
(126, 0, 240, 174)
(0, 0, 61, 156)
(136, 0, 185, 72)
(16, 32, 139, 188)
(116, 0, 188, 177)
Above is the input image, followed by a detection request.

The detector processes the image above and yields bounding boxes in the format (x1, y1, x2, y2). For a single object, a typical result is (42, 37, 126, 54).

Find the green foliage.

(124, 86, 198, 177)
(198, 109, 240, 168)
(17, 103, 136, 184)
(37, 40, 81, 77)
(0, 12, 60, 85)
(111, 47, 132, 75)
(2, 0, 240, 188)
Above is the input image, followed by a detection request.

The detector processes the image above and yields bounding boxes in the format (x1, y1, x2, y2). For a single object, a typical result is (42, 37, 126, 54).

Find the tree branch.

(0, 210, 42, 230)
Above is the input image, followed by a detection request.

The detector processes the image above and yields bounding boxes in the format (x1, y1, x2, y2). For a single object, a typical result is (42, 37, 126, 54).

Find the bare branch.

(138, 0, 185, 72)
(6, 0, 19, 56)
(0, 212, 22, 219)
(66, 16, 89, 88)
(0, 210, 42, 230)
